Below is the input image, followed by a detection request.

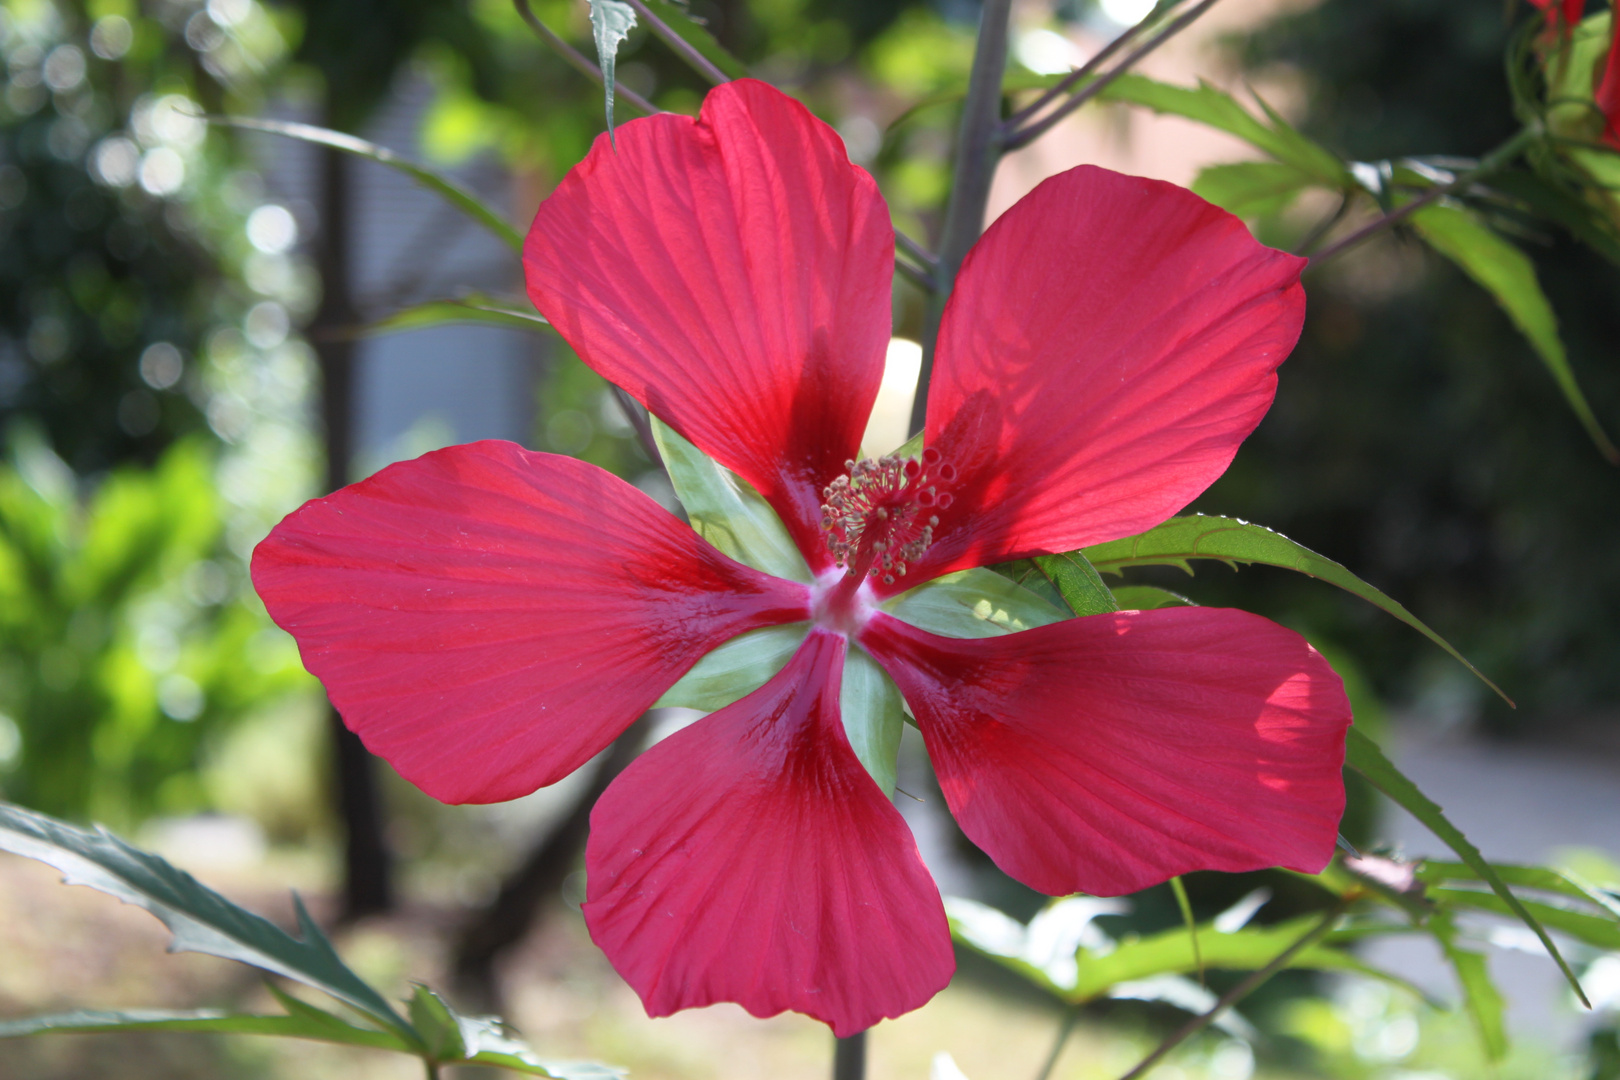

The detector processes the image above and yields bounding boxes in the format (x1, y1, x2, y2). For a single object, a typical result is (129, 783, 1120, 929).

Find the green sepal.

(651, 417, 811, 582)
(588, 1, 638, 146)
(883, 567, 1067, 638)
(839, 646, 904, 797)
(655, 624, 807, 710)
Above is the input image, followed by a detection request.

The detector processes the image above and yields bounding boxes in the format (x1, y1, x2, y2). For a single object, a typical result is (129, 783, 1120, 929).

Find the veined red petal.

(861, 607, 1349, 897)
(524, 80, 891, 573)
(252, 442, 809, 805)
(584, 629, 952, 1037)
(909, 166, 1305, 586)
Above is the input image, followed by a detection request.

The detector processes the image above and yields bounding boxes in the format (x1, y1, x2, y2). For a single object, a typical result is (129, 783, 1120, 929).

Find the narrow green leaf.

(1484, 169, 1620, 268)
(409, 985, 466, 1063)
(1432, 913, 1509, 1061)
(1083, 515, 1509, 704)
(1109, 584, 1195, 610)
(883, 567, 1068, 638)
(1417, 859, 1620, 920)
(1034, 551, 1119, 617)
(364, 295, 550, 337)
(0, 800, 414, 1039)
(1343, 729, 1590, 1006)
(1192, 160, 1316, 218)
(0, 1008, 407, 1050)
(1098, 74, 1352, 187)
(1169, 876, 1204, 987)
(651, 417, 810, 582)
(212, 117, 521, 253)
(840, 647, 905, 796)
(589, 0, 638, 145)
(1427, 888, 1620, 950)
(640, 0, 748, 79)
(1410, 201, 1618, 462)
(655, 624, 807, 711)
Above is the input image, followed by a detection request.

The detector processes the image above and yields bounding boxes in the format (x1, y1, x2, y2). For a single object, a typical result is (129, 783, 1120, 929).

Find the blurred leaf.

(214, 117, 522, 253)
(640, 0, 748, 79)
(1428, 888, 1620, 950)
(650, 417, 809, 582)
(1193, 160, 1317, 218)
(1107, 975, 1258, 1040)
(1083, 515, 1508, 704)
(408, 985, 466, 1062)
(1432, 913, 1509, 1061)
(1410, 201, 1618, 462)
(1033, 551, 1120, 617)
(1418, 859, 1620, 919)
(1343, 729, 1590, 1006)
(1109, 584, 1196, 610)
(590, 1, 638, 144)
(0, 1008, 405, 1051)
(0, 800, 414, 1039)
(1485, 169, 1620, 267)
(1098, 74, 1353, 187)
(885, 567, 1067, 638)
(364, 294, 550, 337)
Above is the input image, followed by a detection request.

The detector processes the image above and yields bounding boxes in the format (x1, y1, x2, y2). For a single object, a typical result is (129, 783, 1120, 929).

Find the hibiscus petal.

(910, 166, 1306, 584)
(524, 79, 891, 573)
(252, 441, 809, 804)
(584, 629, 953, 1037)
(861, 607, 1349, 897)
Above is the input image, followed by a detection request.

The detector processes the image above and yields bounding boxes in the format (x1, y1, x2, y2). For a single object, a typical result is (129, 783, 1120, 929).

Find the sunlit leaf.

(1427, 888, 1620, 950)
(213, 117, 521, 253)
(884, 567, 1068, 638)
(1410, 201, 1618, 462)
(1193, 160, 1316, 218)
(0, 800, 413, 1039)
(1343, 729, 1590, 1006)
(364, 294, 550, 337)
(1431, 912, 1509, 1061)
(1033, 550, 1119, 617)
(0, 1008, 406, 1051)
(589, 0, 638, 144)
(1418, 859, 1620, 920)
(1109, 584, 1195, 610)
(1083, 515, 1508, 704)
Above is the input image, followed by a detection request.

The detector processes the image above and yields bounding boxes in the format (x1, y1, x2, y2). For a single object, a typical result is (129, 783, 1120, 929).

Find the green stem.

(910, 0, 1014, 437)
(1034, 1008, 1082, 1080)
(833, 1030, 867, 1080)
(1307, 125, 1540, 268)
(1168, 876, 1203, 987)
(1115, 902, 1348, 1080)
(424, 1059, 441, 1080)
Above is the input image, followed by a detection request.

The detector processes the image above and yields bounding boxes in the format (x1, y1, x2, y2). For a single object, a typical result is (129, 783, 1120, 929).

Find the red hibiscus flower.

(253, 79, 1351, 1036)
(1598, 5, 1620, 147)
(1529, 0, 1586, 34)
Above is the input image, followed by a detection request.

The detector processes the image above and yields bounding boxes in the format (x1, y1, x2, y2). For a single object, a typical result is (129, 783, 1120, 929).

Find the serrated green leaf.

(1099, 74, 1352, 187)
(640, 0, 748, 79)
(1485, 169, 1620, 268)
(1432, 913, 1509, 1061)
(651, 417, 810, 582)
(364, 295, 550, 337)
(1193, 160, 1316, 218)
(655, 624, 807, 711)
(1034, 551, 1119, 617)
(212, 118, 521, 253)
(1109, 585, 1195, 610)
(1343, 729, 1590, 1006)
(840, 647, 904, 796)
(0, 800, 413, 1040)
(0, 1008, 408, 1050)
(1417, 859, 1620, 920)
(1083, 515, 1508, 703)
(590, 0, 638, 145)
(1427, 888, 1620, 950)
(1410, 201, 1618, 462)
(883, 567, 1067, 638)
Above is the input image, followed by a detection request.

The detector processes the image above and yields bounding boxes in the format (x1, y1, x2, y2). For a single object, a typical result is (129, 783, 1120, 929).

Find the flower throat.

(820, 447, 957, 594)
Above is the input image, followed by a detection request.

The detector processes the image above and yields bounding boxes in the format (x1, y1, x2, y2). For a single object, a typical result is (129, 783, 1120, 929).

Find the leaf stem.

(1034, 1008, 1082, 1080)
(1306, 125, 1539, 268)
(1000, 0, 1226, 153)
(1169, 876, 1204, 987)
(512, 0, 659, 117)
(911, 0, 1014, 436)
(624, 0, 731, 86)
(1115, 902, 1347, 1080)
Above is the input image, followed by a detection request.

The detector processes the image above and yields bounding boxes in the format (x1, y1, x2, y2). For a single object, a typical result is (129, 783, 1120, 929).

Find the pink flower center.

(814, 448, 956, 628)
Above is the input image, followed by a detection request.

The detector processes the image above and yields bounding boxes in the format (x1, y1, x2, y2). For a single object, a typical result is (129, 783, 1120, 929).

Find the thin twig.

(1001, 0, 1225, 152)
(513, 0, 659, 117)
(895, 229, 939, 273)
(1033, 1008, 1082, 1080)
(911, 0, 1014, 436)
(1307, 125, 1539, 268)
(1291, 191, 1351, 256)
(1002, 0, 1166, 132)
(1115, 903, 1348, 1080)
(625, 0, 731, 86)
(894, 256, 936, 292)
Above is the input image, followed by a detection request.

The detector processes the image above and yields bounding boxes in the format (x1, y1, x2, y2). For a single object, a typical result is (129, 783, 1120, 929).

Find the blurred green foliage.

(0, 429, 305, 825)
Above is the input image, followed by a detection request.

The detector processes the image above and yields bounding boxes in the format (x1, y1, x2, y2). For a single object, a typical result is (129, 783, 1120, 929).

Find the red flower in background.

(253, 80, 1351, 1035)
(1597, 3, 1620, 146)
(1530, 0, 1586, 34)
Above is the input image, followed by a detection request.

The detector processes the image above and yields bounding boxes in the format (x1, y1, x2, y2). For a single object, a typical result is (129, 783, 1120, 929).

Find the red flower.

(253, 80, 1350, 1036)
(1529, 0, 1586, 34)
(1597, 6, 1620, 147)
